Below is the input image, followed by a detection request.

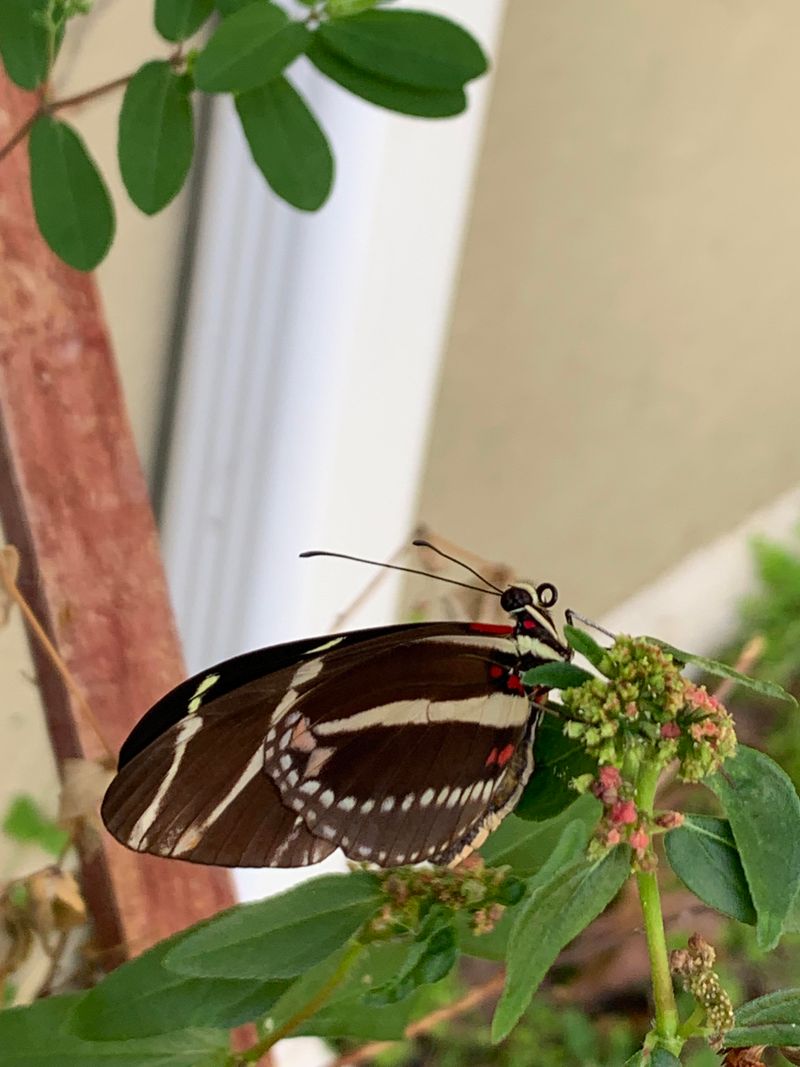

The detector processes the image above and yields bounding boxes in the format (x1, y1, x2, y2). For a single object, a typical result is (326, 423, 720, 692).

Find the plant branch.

(0, 50, 182, 165)
(0, 546, 114, 759)
(231, 942, 364, 1065)
(635, 762, 680, 1050)
(330, 970, 506, 1067)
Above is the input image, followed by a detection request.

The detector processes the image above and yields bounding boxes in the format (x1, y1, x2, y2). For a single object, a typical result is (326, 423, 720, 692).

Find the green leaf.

(307, 38, 466, 118)
(259, 942, 364, 1036)
(564, 624, 608, 669)
(664, 814, 756, 925)
(293, 941, 434, 1040)
(462, 820, 591, 962)
(214, 0, 260, 13)
(195, 3, 310, 92)
(0, 0, 54, 90)
(2, 794, 68, 856)
(0, 994, 229, 1067)
(652, 1049, 682, 1067)
(726, 988, 800, 1048)
(118, 61, 194, 215)
(367, 923, 457, 1005)
(515, 714, 598, 821)
(28, 116, 114, 271)
(72, 923, 287, 1040)
(155, 0, 215, 41)
(523, 662, 595, 689)
(165, 872, 381, 979)
(491, 846, 630, 1042)
(646, 637, 798, 707)
(707, 746, 800, 950)
(318, 10, 486, 91)
(235, 77, 333, 211)
(480, 792, 601, 876)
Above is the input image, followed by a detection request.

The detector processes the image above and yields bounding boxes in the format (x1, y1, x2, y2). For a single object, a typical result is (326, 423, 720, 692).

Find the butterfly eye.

(536, 582, 558, 608)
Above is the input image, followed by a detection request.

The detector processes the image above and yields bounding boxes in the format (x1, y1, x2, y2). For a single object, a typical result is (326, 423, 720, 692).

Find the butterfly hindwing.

(263, 628, 538, 865)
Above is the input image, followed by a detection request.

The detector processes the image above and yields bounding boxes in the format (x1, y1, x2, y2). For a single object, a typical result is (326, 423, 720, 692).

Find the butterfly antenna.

(412, 539, 504, 594)
(300, 550, 501, 597)
(564, 609, 617, 642)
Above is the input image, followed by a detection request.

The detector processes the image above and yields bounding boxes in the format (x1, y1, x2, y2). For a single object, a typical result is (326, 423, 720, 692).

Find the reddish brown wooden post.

(0, 74, 238, 960)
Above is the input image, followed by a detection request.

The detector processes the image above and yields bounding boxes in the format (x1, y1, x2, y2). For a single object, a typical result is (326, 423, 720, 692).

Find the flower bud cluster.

(368, 860, 524, 940)
(582, 765, 684, 865)
(670, 934, 735, 1042)
(561, 637, 736, 782)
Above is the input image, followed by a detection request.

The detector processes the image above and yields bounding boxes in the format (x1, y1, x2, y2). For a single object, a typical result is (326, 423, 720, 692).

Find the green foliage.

(317, 10, 487, 90)
(725, 987, 800, 1047)
(154, 0, 215, 42)
(522, 662, 595, 689)
(740, 534, 800, 686)
(514, 714, 598, 821)
(194, 3, 310, 91)
(491, 846, 631, 1043)
(28, 116, 114, 271)
(71, 923, 287, 1040)
(291, 941, 444, 1040)
(2, 794, 69, 856)
(118, 61, 194, 214)
(235, 76, 334, 211)
(0, 993, 230, 1067)
(0, 1, 489, 267)
(664, 815, 756, 925)
(307, 39, 468, 117)
(564, 623, 607, 668)
(165, 871, 381, 979)
(645, 636, 798, 707)
(708, 745, 800, 950)
(0, 0, 53, 90)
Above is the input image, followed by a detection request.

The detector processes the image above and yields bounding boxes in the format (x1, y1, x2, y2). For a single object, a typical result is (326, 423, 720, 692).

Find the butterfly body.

(102, 582, 571, 869)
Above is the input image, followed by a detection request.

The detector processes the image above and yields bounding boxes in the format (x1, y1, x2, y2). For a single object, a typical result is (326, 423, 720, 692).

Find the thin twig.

(0, 546, 115, 759)
(0, 50, 182, 164)
(712, 634, 766, 703)
(329, 970, 506, 1067)
(0, 112, 40, 165)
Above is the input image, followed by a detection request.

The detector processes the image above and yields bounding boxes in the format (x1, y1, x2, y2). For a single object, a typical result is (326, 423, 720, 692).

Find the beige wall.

(56, 1, 192, 476)
(418, 1, 800, 618)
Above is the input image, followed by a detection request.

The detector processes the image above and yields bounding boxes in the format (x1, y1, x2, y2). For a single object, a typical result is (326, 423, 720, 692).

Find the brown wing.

(102, 621, 515, 867)
(263, 631, 538, 867)
(101, 697, 335, 867)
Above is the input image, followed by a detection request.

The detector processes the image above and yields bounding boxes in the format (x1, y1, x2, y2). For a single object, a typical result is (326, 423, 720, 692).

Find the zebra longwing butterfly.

(102, 551, 572, 869)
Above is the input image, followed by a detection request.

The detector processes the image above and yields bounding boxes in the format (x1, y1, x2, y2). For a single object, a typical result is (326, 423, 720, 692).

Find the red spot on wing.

(469, 622, 513, 635)
(497, 743, 515, 767)
(489, 665, 503, 679)
(485, 747, 498, 766)
(523, 618, 536, 630)
(506, 674, 524, 692)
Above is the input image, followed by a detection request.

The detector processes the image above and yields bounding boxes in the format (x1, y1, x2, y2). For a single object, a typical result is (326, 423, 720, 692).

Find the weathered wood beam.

(0, 72, 238, 962)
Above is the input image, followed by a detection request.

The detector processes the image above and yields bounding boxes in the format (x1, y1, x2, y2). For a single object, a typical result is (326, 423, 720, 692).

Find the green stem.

(230, 941, 364, 1065)
(635, 763, 680, 1048)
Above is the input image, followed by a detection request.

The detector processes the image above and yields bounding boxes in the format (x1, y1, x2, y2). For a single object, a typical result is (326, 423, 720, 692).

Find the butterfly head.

(501, 581, 569, 656)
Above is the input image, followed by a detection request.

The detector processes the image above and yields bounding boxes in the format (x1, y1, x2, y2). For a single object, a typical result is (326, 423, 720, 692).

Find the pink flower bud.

(656, 811, 684, 830)
(660, 722, 681, 739)
(630, 828, 650, 853)
(610, 800, 637, 826)
(605, 828, 622, 846)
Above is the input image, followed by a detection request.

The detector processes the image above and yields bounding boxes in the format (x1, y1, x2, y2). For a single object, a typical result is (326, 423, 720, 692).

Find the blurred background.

(4, 1, 800, 1063)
